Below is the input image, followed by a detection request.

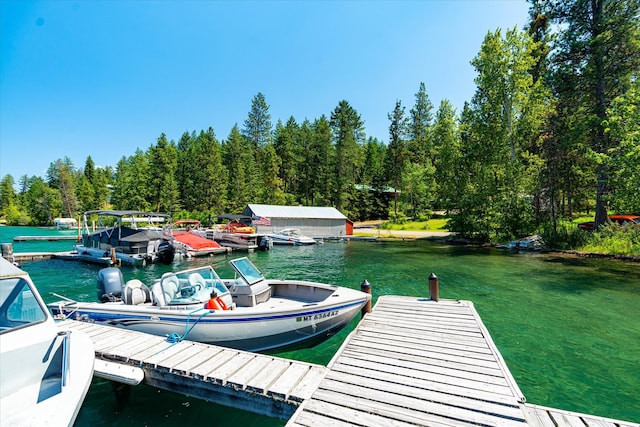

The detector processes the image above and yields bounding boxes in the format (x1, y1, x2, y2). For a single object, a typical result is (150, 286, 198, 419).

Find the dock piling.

(428, 273, 439, 302)
(360, 279, 371, 317)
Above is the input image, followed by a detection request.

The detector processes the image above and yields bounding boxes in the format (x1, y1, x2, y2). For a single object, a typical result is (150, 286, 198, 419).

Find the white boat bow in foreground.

(0, 257, 94, 427)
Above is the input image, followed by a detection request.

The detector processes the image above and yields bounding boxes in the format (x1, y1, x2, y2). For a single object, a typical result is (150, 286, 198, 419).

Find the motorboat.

(209, 215, 269, 251)
(54, 217, 78, 230)
(0, 257, 95, 426)
(268, 228, 316, 245)
(171, 220, 228, 257)
(74, 210, 175, 266)
(49, 257, 371, 353)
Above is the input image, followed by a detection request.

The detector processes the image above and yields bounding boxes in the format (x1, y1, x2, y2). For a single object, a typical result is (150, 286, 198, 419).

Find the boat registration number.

(297, 310, 338, 322)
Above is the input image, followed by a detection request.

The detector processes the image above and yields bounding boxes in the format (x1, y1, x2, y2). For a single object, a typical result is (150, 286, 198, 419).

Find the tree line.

(1, 0, 638, 243)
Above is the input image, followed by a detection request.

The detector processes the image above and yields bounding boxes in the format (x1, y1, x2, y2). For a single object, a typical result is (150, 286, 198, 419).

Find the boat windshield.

(229, 257, 265, 285)
(159, 266, 228, 305)
(0, 277, 48, 333)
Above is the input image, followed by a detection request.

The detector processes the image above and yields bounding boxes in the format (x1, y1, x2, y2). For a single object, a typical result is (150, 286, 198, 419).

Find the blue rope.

(165, 308, 214, 344)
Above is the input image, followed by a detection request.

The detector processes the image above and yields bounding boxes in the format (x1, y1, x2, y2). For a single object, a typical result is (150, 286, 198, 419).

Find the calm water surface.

(2, 226, 639, 425)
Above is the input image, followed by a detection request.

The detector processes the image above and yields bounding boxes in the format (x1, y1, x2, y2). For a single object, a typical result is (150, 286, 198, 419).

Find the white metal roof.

(245, 204, 347, 220)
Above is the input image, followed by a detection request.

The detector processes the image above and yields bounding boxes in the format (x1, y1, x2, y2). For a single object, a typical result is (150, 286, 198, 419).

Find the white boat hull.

(1, 258, 94, 427)
(51, 282, 368, 353)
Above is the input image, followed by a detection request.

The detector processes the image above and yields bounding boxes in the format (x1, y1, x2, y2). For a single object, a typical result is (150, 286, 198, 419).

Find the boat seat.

(182, 272, 206, 297)
(123, 279, 152, 305)
(152, 273, 179, 306)
(188, 272, 206, 288)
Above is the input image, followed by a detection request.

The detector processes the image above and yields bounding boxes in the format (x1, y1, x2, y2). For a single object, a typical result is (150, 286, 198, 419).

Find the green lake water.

(1, 226, 639, 425)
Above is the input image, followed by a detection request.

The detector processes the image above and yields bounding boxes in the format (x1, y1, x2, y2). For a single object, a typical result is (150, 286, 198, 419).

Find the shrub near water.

(541, 220, 591, 250)
(581, 224, 640, 257)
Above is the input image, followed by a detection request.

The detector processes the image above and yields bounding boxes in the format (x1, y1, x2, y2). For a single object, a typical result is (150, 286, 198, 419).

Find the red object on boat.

(173, 232, 222, 251)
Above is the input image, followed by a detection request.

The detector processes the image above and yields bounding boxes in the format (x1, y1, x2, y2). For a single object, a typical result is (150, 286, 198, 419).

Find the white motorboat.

(268, 228, 316, 245)
(74, 210, 175, 266)
(49, 257, 370, 353)
(54, 217, 78, 229)
(0, 257, 94, 427)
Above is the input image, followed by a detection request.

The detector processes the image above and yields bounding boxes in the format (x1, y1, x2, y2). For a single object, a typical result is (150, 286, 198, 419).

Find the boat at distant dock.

(268, 228, 316, 245)
(54, 217, 78, 230)
(73, 210, 175, 266)
(171, 219, 228, 257)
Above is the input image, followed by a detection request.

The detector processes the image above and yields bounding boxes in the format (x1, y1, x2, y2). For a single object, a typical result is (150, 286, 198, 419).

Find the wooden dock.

(286, 296, 639, 427)
(13, 235, 78, 241)
(60, 320, 328, 419)
(59, 297, 639, 426)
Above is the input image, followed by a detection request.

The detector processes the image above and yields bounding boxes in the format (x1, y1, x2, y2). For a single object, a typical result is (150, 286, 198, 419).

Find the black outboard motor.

(97, 267, 124, 302)
(157, 241, 175, 265)
(258, 236, 272, 251)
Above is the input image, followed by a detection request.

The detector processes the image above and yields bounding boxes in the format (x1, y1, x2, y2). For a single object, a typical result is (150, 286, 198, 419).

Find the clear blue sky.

(1, 0, 530, 182)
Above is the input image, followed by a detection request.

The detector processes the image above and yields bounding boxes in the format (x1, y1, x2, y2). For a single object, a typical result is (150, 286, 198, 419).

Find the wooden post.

(360, 280, 371, 317)
(110, 248, 117, 265)
(428, 273, 439, 302)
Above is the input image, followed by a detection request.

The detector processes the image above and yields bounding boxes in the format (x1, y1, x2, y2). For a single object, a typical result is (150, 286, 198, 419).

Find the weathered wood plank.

(245, 358, 292, 395)
(345, 338, 506, 375)
(552, 411, 593, 427)
(289, 365, 328, 402)
(318, 375, 525, 423)
(520, 405, 557, 427)
(329, 359, 517, 403)
(141, 342, 194, 367)
(170, 345, 224, 376)
(190, 349, 239, 382)
(299, 397, 422, 427)
(225, 355, 273, 390)
(357, 322, 491, 349)
(156, 342, 209, 371)
(96, 335, 161, 361)
(123, 340, 179, 361)
(269, 362, 311, 401)
(288, 410, 364, 427)
(353, 329, 496, 361)
(522, 404, 639, 427)
(208, 351, 256, 385)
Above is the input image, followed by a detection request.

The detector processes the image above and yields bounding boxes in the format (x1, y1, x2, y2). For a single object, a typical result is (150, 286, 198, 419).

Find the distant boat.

(268, 228, 316, 245)
(73, 210, 175, 266)
(0, 257, 95, 426)
(54, 217, 78, 229)
(210, 215, 267, 251)
(171, 220, 228, 257)
(49, 257, 370, 353)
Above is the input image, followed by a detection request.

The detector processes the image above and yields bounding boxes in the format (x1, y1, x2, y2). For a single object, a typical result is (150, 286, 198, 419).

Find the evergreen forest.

(1, 0, 639, 246)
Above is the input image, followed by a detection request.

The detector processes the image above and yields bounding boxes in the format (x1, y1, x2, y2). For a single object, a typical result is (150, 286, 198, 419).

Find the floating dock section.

(60, 320, 327, 419)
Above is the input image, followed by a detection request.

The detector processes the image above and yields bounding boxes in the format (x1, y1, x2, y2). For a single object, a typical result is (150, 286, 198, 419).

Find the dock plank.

(318, 375, 525, 423)
(191, 349, 240, 382)
(329, 358, 517, 404)
(213, 352, 258, 385)
(245, 358, 292, 394)
(226, 355, 274, 390)
(170, 346, 225, 376)
(269, 362, 312, 401)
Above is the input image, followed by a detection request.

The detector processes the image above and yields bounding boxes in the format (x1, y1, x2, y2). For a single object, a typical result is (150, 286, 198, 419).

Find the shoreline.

(352, 227, 640, 263)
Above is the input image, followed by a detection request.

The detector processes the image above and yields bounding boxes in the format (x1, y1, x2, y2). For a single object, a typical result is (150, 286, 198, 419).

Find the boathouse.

(242, 204, 352, 238)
